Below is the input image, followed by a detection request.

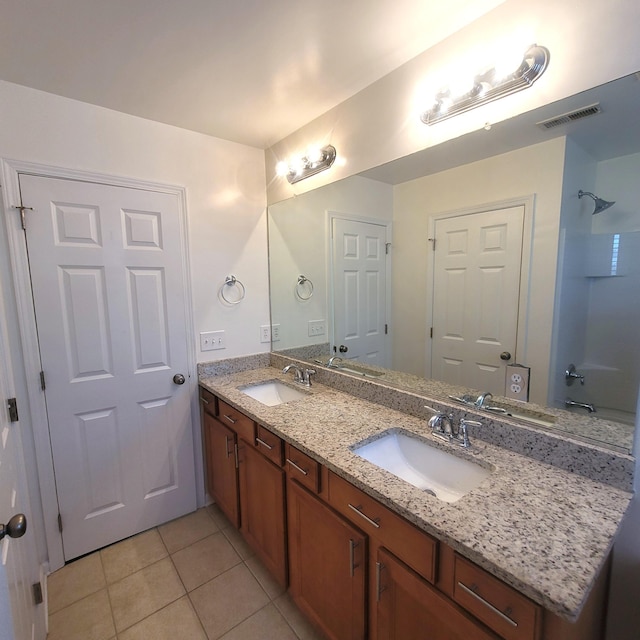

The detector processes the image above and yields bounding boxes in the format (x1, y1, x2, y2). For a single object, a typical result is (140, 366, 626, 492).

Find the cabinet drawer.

(255, 425, 284, 466)
(328, 471, 437, 584)
(453, 555, 541, 640)
(199, 387, 216, 417)
(218, 400, 255, 443)
(285, 443, 320, 493)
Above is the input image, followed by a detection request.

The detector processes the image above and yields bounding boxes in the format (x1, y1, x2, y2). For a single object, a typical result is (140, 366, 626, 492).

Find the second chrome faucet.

(282, 364, 316, 387)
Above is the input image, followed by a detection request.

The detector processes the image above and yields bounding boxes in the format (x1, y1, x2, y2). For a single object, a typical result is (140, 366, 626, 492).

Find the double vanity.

(198, 354, 633, 640)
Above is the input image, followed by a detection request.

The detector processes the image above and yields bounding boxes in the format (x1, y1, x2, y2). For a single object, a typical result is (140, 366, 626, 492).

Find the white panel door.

(332, 218, 388, 366)
(0, 291, 42, 639)
(19, 174, 196, 561)
(431, 206, 524, 393)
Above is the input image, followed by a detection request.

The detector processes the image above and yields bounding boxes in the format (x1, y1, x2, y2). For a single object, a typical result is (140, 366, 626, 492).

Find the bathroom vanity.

(199, 358, 632, 640)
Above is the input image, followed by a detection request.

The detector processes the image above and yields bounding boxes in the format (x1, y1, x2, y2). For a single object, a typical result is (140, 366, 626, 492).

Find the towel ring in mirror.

(295, 275, 314, 300)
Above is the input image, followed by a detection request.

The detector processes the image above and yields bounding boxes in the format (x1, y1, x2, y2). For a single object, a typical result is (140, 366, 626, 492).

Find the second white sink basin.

(239, 380, 308, 406)
(352, 430, 491, 503)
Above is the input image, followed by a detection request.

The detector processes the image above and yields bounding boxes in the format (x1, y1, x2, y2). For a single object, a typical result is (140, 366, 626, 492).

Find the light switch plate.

(308, 319, 326, 337)
(200, 330, 225, 351)
(505, 364, 530, 401)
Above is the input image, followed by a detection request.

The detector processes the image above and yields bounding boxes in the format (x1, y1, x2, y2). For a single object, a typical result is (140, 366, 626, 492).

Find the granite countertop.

(199, 366, 632, 622)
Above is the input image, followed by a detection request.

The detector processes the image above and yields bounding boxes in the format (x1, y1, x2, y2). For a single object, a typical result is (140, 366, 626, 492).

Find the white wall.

(391, 137, 566, 404)
(269, 175, 393, 349)
(266, 0, 640, 204)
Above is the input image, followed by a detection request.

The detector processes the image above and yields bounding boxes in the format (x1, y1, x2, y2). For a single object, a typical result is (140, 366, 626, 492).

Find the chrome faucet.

(475, 392, 493, 408)
(428, 411, 454, 441)
(565, 398, 596, 413)
(327, 356, 343, 368)
(282, 364, 304, 384)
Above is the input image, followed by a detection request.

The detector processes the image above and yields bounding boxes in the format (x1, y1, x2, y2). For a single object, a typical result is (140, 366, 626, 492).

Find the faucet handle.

(454, 419, 482, 448)
(303, 368, 316, 386)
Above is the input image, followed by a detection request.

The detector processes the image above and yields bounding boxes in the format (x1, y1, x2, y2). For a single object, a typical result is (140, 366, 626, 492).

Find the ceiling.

(0, 0, 504, 149)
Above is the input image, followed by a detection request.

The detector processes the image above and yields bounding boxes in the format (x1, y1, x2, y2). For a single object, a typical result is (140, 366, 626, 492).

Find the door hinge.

(32, 582, 43, 605)
(12, 204, 33, 231)
(428, 237, 436, 250)
(7, 397, 19, 422)
(40, 371, 46, 391)
(385, 242, 391, 255)
(430, 327, 433, 339)
(57, 513, 63, 533)
(385, 324, 388, 335)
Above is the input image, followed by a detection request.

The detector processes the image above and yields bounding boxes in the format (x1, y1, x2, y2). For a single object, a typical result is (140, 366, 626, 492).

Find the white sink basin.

(352, 430, 491, 503)
(239, 380, 308, 406)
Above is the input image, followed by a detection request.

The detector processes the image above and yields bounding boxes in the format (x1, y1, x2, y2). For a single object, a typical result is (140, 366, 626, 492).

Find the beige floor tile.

(220, 603, 298, 640)
(220, 524, 255, 560)
(245, 555, 286, 600)
(171, 531, 241, 592)
(274, 593, 326, 640)
(47, 553, 106, 614)
(109, 557, 185, 633)
(159, 508, 219, 553)
(206, 503, 232, 530)
(190, 563, 270, 639)
(47, 588, 115, 640)
(118, 596, 207, 640)
(100, 528, 168, 584)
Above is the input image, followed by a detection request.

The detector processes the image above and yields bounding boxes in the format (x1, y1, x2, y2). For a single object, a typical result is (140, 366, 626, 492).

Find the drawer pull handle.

(256, 437, 273, 451)
(348, 503, 380, 528)
(457, 582, 518, 628)
(375, 561, 386, 601)
(223, 413, 237, 424)
(286, 458, 308, 476)
(349, 539, 359, 577)
(200, 396, 210, 405)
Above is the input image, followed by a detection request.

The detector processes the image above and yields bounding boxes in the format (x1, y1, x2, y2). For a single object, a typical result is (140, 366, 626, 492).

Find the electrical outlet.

(308, 320, 326, 337)
(271, 324, 281, 342)
(200, 330, 225, 351)
(505, 364, 530, 401)
(260, 325, 271, 343)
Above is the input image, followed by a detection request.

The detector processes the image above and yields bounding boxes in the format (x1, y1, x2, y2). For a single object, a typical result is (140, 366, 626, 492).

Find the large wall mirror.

(268, 72, 640, 455)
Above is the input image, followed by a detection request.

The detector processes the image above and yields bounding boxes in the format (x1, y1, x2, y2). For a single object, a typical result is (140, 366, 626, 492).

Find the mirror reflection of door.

(331, 216, 390, 367)
(430, 205, 525, 394)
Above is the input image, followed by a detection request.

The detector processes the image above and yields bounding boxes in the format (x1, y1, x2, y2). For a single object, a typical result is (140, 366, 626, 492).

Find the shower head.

(578, 190, 616, 215)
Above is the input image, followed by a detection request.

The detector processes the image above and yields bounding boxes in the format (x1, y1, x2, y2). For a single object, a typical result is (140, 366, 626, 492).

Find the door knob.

(0, 514, 27, 541)
(500, 352, 512, 361)
(173, 373, 186, 385)
(339, 345, 348, 353)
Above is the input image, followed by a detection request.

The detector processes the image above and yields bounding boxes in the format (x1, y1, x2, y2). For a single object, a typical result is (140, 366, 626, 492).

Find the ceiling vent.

(536, 103, 602, 130)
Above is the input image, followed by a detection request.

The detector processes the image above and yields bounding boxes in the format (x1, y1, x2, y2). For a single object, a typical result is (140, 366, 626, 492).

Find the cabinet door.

(376, 548, 498, 640)
(238, 441, 287, 586)
(287, 479, 367, 640)
(204, 413, 239, 527)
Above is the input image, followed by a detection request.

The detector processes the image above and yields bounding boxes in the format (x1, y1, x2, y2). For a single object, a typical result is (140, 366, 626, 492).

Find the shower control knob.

(500, 351, 512, 361)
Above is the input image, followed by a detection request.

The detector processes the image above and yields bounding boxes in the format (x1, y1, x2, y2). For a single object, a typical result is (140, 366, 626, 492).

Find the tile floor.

(46, 505, 325, 640)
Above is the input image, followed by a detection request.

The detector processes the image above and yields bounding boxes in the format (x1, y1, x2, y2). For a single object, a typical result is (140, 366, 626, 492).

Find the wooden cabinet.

(287, 478, 367, 640)
(238, 435, 287, 586)
(203, 411, 240, 527)
(375, 547, 498, 640)
(200, 387, 609, 640)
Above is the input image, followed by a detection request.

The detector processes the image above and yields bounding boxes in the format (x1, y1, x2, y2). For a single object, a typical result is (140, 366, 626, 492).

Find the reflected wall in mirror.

(268, 73, 640, 453)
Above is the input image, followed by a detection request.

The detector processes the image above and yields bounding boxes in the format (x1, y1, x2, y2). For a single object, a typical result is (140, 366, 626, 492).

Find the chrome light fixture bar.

(421, 44, 549, 125)
(278, 145, 337, 184)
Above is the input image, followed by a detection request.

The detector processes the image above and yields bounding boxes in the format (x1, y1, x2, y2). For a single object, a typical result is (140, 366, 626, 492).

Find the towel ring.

(220, 275, 246, 305)
(295, 275, 314, 300)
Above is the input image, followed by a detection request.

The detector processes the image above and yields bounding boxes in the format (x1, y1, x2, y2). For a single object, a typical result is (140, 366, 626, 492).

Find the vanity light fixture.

(421, 44, 549, 125)
(276, 145, 337, 184)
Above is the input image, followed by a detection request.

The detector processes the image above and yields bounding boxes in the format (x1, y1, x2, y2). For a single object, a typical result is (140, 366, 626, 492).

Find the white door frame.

(424, 195, 535, 379)
(327, 210, 392, 367)
(0, 158, 200, 571)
